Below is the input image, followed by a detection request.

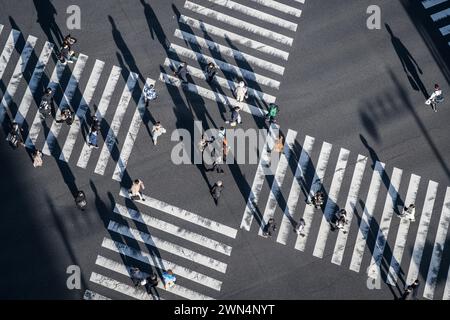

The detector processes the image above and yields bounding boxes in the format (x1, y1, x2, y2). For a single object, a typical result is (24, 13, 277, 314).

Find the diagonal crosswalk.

(422, 0, 450, 46)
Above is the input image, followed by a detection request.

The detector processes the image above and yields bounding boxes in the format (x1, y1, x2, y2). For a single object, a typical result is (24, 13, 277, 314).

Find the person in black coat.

(210, 180, 224, 205)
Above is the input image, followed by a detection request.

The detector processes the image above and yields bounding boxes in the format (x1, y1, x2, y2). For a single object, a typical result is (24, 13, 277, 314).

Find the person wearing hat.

(234, 81, 248, 103)
(210, 180, 224, 205)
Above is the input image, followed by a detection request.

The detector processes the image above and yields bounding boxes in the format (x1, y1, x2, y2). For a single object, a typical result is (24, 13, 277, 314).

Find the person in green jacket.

(266, 103, 279, 123)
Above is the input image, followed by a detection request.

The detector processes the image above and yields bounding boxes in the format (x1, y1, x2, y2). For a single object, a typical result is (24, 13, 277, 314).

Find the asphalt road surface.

(0, 0, 449, 300)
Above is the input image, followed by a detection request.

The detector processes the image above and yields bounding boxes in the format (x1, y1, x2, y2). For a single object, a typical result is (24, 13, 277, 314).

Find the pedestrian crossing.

(86, 189, 238, 300)
(159, 0, 306, 116)
(422, 0, 450, 46)
(240, 126, 450, 300)
(0, 23, 154, 181)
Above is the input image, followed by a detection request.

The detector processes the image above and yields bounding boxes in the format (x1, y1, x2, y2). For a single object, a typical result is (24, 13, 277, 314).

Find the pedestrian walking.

(274, 135, 284, 153)
(398, 204, 416, 222)
(32, 149, 43, 167)
(198, 135, 214, 153)
(331, 209, 348, 233)
(143, 83, 157, 106)
(309, 191, 325, 209)
(129, 179, 145, 201)
(151, 121, 166, 145)
(295, 218, 306, 236)
(145, 273, 160, 298)
(58, 42, 77, 64)
(425, 84, 444, 112)
(210, 180, 224, 205)
(399, 279, 419, 300)
(75, 190, 87, 211)
(263, 218, 277, 237)
(57, 107, 74, 125)
(225, 106, 242, 126)
(218, 126, 226, 140)
(62, 34, 77, 47)
(39, 88, 54, 118)
(222, 138, 230, 162)
(204, 62, 217, 83)
(130, 267, 145, 287)
(6, 122, 25, 149)
(174, 62, 189, 84)
(234, 81, 248, 102)
(87, 116, 100, 148)
(266, 103, 280, 123)
(162, 270, 176, 289)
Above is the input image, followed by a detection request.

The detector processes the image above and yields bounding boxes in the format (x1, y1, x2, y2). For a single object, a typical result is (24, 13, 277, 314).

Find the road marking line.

(184, 1, 293, 46)
(119, 189, 238, 239)
(95, 255, 212, 300)
(444, 261, 450, 300)
(406, 181, 439, 285)
(248, 0, 303, 17)
(349, 161, 385, 273)
(14, 42, 54, 126)
(76, 66, 122, 169)
(204, 0, 298, 31)
(174, 29, 285, 76)
(439, 24, 450, 36)
(0, 35, 37, 123)
(331, 155, 368, 265)
(258, 129, 298, 236)
(114, 203, 232, 255)
(25, 61, 66, 148)
(423, 187, 450, 300)
(431, 8, 450, 21)
(313, 148, 350, 258)
(294, 141, 333, 251)
(163, 58, 275, 103)
(293, 0, 306, 3)
(41, 54, 89, 155)
(94, 72, 138, 175)
(276, 135, 315, 245)
(0, 24, 3, 36)
(240, 124, 279, 231)
(108, 220, 228, 273)
(89, 272, 154, 300)
(112, 78, 155, 181)
(58, 60, 105, 162)
(386, 174, 421, 285)
(83, 290, 111, 300)
(0, 29, 20, 80)
(422, 0, 448, 9)
(169, 43, 280, 89)
(102, 237, 223, 291)
(159, 72, 265, 117)
(179, 15, 289, 60)
(368, 168, 403, 276)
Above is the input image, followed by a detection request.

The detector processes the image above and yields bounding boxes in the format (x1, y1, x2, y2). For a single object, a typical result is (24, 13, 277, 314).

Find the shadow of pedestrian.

(33, 0, 64, 47)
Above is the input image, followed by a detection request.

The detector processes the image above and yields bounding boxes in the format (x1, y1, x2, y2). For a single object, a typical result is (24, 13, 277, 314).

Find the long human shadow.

(140, 0, 170, 51)
(107, 15, 145, 83)
(33, 0, 64, 47)
(388, 69, 450, 180)
(385, 23, 429, 99)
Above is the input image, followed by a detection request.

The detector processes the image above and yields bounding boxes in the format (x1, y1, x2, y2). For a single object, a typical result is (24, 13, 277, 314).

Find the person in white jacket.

(152, 121, 167, 145)
(234, 81, 248, 102)
(425, 84, 443, 112)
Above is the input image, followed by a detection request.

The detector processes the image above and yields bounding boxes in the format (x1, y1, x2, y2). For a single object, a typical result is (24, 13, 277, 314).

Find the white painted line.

(294, 142, 333, 251)
(258, 129, 298, 236)
(331, 155, 368, 266)
(423, 187, 450, 300)
(89, 272, 153, 300)
(76, 66, 122, 169)
(108, 220, 228, 273)
(349, 161, 385, 273)
(164, 58, 275, 103)
(368, 168, 403, 276)
(0, 24, 3, 36)
(94, 72, 138, 175)
(0, 35, 37, 123)
(240, 124, 279, 231)
(179, 15, 289, 61)
(174, 29, 285, 76)
(42, 54, 88, 155)
(440, 24, 450, 36)
(114, 203, 232, 255)
(119, 188, 238, 239)
(102, 237, 223, 291)
(386, 174, 421, 285)
(59, 60, 105, 162)
(169, 43, 280, 89)
(0, 29, 20, 80)
(313, 148, 350, 259)
(83, 290, 111, 300)
(431, 8, 450, 21)
(276, 135, 315, 245)
(184, 1, 293, 46)
(422, 0, 448, 9)
(25, 61, 66, 149)
(204, 0, 298, 31)
(444, 262, 450, 300)
(112, 78, 155, 182)
(406, 181, 439, 285)
(293, 0, 306, 3)
(95, 255, 212, 300)
(159, 72, 265, 117)
(248, 0, 302, 17)
(14, 42, 54, 126)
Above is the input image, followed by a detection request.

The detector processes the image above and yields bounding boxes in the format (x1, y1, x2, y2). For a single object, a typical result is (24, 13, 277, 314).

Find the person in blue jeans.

(88, 116, 100, 148)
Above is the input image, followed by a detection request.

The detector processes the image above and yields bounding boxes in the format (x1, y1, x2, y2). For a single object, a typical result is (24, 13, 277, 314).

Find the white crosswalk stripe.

(0, 35, 37, 123)
(0, 29, 20, 80)
(59, 60, 105, 162)
(247, 0, 303, 18)
(422, 0, 448, 9)
(431, 8, 450, 21)
(439, 24, 450, 36)
(89, 272, 155, 300)
(41, 54, 89, 155)
(423, 187, 450, 300)
(94, 72, 138, 175)
(184, 1, 294, 46)
(83, 290, 111, 300)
